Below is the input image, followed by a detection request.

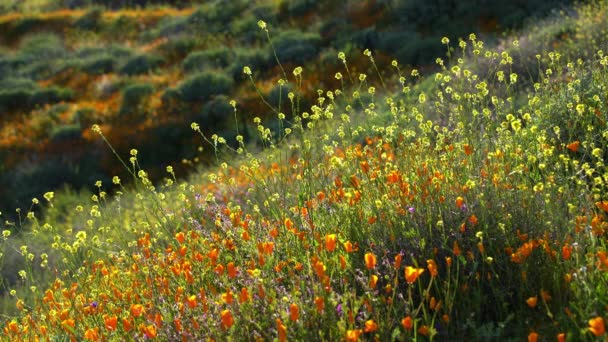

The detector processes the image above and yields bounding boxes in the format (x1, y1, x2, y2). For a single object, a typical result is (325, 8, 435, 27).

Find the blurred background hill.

(0, 0, 583, 220)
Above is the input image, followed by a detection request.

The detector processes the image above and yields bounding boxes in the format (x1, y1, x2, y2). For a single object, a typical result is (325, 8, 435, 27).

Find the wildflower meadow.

(1, 0, 608, 341)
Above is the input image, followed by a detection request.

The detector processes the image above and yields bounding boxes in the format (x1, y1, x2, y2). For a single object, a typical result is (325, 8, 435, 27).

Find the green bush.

(0, 77, 37, 90)
(176, 71, 233, 103)
(187, 1, 249, 33)
(0, 88, 33, 112)
(157, 36, 198, 61)
(197, 94, 232, 127)
(0, 77, 73, 112)
(71, 107, 96, 127)
(182, 48, 233, 73)
(8, 17, 43, 37)
(19, 33, 65, 61)
(267, 82, 293, 111)
(119, 83, 154, 116)
(76, 45, 132, 60)
(0, 77, 36, 112)
(271, 29, 322, 65)
(73, 6, 103, 31)
(28, 87, 74, 108)
(119, 54, 164, 76)
(80, 55, 117, 75)
(49, 124, 82, 143)
(393, 35, 441, 65)
(228, 49, 270, 81)
(146, 16, 189, 39)
(279, 0, 317, 17)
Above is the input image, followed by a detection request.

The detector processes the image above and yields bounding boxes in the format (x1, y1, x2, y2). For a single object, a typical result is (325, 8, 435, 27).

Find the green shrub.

(119, 54, 164, 76)
(156, 36, 198, 60)
(197, 94, 232, 128)
(161, 87, 181, 107)
(0, 77, 73, 112)
(271, 29, 322, 65)
(28, 87, 74, 108)
(187, 1, 249, 33)
(71, 107, 96, 127)
(182, 48, 233, 73)
(0, 77, 37, 90)
(279, 0, 317, 17)
(73, 6, 103, 31)
(0, 88, 33, 112)
(9, 17, 43, 37)
(0, 77, 36, 112)
(267, 82, 293, 111)
(105, 15, 138, 41)
(80, 55, 117, 75)
(49, 124, 82, 143)
(393, 35, 441, 65)
(230, 16, 266, 45)
(19, 33, 65, 60)
(176, 71, 233, 102)
(18, 59, 76, 80)
(1, 156, 107, 214)
(228, 49, 270, 80)
(119, 83, 154, 116)
(146, 15, 189, 39)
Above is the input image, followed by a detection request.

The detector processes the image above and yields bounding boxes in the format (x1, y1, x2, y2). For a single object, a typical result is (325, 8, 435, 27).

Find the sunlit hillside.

(0, 0, 578, 217)
(1, 0, 608, 340)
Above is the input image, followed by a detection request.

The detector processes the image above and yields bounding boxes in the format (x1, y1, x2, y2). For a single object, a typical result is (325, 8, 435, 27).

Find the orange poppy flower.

(344, 241, 356, 253)
(122, 318, 132, 332)
(130, 304, 145, 317)
(227, 262, 238, 278)
(455, 196, 465, 209)
(239, 287, 250, 303)
(346, 329, 362, 342)
(405, 266, 424, 284)
(7, 321, 18, 333)
(453, 242, 461, 256)
(526, 296, 537, 308)
(364, 252, 377, 269)
(221, 310, 234, 329)
(364, 320, 378, 333)
(463, 143, 473, 155)
(84, 328, 99, 340)
(528, 332, 538, 342)
(394, 254, 402, 270)
(314, 297, 324, 313)
(426, 259, 438, 277)
(175, 232, 185, 244)
(369, 275, 378, 289)
(142, 324, 157, 339)
(289, 303, 299, 322)
(325, 234, 337, 252)
(561, 245, 572, 260)
(222, 291, 234, 305)
(186, 295, 197, 308)
(277, 319, 287, 342)
(589, 316, 605, 336)
(104, 315, 118, 331)
(61, 318, 75, 332)
(566, 141, 580, 152)
(401, 316, 413, 330)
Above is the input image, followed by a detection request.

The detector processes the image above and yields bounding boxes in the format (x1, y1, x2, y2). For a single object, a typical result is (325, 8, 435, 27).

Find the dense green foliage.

(1, 2, 608, 340)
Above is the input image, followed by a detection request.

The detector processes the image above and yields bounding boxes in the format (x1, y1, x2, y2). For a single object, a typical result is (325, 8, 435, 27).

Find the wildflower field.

(1, 0, 608, 340)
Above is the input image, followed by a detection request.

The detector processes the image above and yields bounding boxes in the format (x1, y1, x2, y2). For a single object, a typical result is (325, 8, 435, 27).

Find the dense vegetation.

(1, 0, 608, 340)
(0, 0, 583, 217)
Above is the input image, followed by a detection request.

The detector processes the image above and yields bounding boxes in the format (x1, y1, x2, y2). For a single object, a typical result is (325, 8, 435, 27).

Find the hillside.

(1, 0, 608, 340)
(0, 0, 578, 217)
